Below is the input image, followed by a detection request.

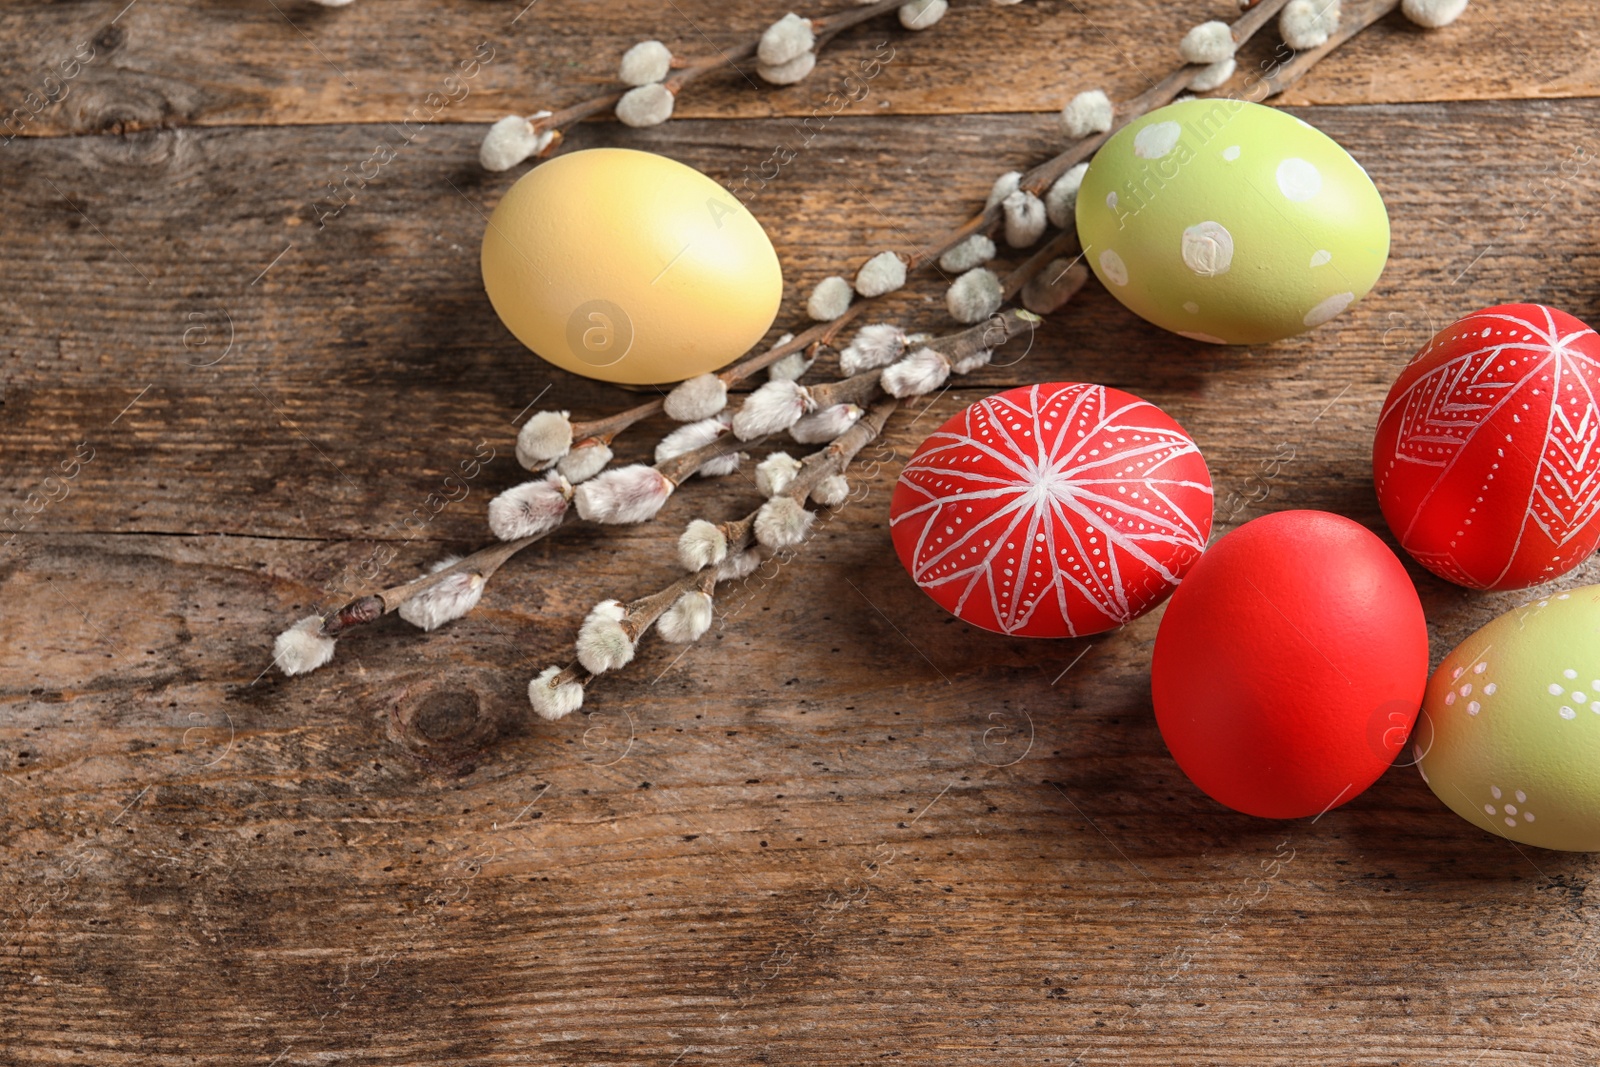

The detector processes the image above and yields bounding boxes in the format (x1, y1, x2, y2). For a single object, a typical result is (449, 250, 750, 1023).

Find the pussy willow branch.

(323, 0, 1396, 642)
(319, 302, 1041, 638)
(1262, 0, 1402, 97)
(531, 0, 916, 157)
(540, 399, 901, 693)
(321, 427, 757, 633)
(917, 0, 1296, 266)
(557, 0, 1392, 451)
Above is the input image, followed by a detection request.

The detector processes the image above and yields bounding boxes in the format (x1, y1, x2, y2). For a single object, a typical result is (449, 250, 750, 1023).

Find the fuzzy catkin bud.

(854, 251, 907, 298)
(556, 439, 613, 484)
(986, 171, 1022, 210)
(899, 0, 948, 29)
(1060, 90, 1112, 138)
(717, 547, 763, 582)
(810, 473, 850, 508)
(398, 562, 485, 632)
(657, 590, 714, 644)
(946, 267, 1004, 324)
(616, 83, 675, 127)
(664, 372, 727, 422)
(273, 615, 336, 676)
(938, 234, 996, 273)
(1401, 0, 1467, 28)
(731, 379, 812, 440)
(529, 666, 584, 721)
(806, 276, 854, 321)
(517, 409, 573, 469)
(1280, 0, 1341, 50)
(1188, 57, 1235, 91)
(678, 519, 728, 571)
(656, 416, 728, 464)
(881, 347, 951, 398)
(758, 13, 814, 65)
(754, 496, 814, 550)
(576, 600, 634, 674)
(480, 113, 554, 172)
(1179, 20, 1236, 64)
(758, 51, 817, 86)
(656, 416, 741, 478)
(1022, 259, 1089, 316)
(619, 40, 672, 85)
(790, 403, 864, 444)
(755, 452, 803, 497)
(1002, 189, 1047, 248)
(1044, 162, 1088, 228)
(769, 350, 814, 382)
(839, 323, 908, 375)
(951, 347, 993, 376)
(487, 473, 573, 541)
(574, 465, 674, 524)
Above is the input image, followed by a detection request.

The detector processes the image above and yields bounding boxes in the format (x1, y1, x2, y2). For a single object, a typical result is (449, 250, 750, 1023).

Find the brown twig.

(527, 0, 918, 156)
(539, 396, 901, 697)
(558, 0, 1297, 448)
(1259, 0, 1402, 98)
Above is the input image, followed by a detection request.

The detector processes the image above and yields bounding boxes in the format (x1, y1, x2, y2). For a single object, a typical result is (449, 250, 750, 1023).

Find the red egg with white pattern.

(1373, 303, 1600, 590)
(889, 382, 1213, 637)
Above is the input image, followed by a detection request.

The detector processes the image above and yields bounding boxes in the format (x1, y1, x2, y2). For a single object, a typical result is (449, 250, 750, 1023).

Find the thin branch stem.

(1259, 0, 1401, 98)
(529, 0, 918, 155)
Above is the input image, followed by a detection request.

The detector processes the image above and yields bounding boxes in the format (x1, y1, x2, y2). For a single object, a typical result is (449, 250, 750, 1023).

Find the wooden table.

(3, 0, 1598, 1062)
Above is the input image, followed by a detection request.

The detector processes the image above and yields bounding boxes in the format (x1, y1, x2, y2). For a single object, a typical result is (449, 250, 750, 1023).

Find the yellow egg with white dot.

(481, 148, 784, 385)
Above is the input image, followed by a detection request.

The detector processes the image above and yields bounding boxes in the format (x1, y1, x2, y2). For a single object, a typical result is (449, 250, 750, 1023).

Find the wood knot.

(385, 671, 516, 774)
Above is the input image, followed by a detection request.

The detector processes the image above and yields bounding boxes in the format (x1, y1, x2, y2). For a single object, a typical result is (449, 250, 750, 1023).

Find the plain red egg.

(1373, 303, 1600, 590)
(889, 382, 1213, 637)
(1150, 510, 1429, 819)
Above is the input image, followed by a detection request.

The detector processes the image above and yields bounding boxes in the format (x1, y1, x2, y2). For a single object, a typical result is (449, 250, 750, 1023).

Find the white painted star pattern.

(891, 383, 1213, 637)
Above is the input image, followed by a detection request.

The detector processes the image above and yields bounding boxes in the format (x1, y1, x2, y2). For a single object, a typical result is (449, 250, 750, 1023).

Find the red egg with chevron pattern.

(889, 382, 1214, 637)
(1374, 304, 1600, 590)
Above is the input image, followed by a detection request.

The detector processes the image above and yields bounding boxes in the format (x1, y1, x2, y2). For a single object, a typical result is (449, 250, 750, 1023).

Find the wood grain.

(4, 1, 1600, 1064)
(0, 0, 1594, 140)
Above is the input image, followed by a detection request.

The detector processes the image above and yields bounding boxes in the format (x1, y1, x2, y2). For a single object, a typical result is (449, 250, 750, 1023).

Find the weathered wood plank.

(1, 99, 1597, 400)
(5, 13, 1600, 1066)
(3, 100, 1598, 547)
(1, 517, 1595, 1063)
(0, 0, 1593, 140)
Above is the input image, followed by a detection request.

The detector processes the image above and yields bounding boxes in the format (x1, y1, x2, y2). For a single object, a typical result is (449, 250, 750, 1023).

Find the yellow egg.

(481, 148, 784, 386)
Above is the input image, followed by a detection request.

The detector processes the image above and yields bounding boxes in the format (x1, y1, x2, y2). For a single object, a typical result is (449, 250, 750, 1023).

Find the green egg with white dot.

(1075, 99, 1390, 345)
(1414, 586, 1600, 852)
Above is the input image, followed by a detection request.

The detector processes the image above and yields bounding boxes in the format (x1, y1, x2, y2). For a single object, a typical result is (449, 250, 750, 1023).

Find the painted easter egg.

(482, 148, 784, 385)
(889, 382, 1213, 637)
(1076, 99, 1389, 345)
(1415, 585, 1600, 851)
(1373, 303, 1600, 591)
(1151, 510, 1429, 819)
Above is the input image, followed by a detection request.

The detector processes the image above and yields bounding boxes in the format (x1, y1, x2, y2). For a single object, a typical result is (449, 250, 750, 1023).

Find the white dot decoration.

(888, 383, 1214, 638)
(1485, 786, 1537, 829)
(1276, 157, 1323, 202)
(1133, 121, 1183, 160)
(1180, 221, 1234, 277)
(1221, 145, 1240, 161)
(1099, 249, 1129, 287)
(1183, 301, 1201, 314)
(1309, 250, 1332, 268)
(1303, 291, 1355, 327)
